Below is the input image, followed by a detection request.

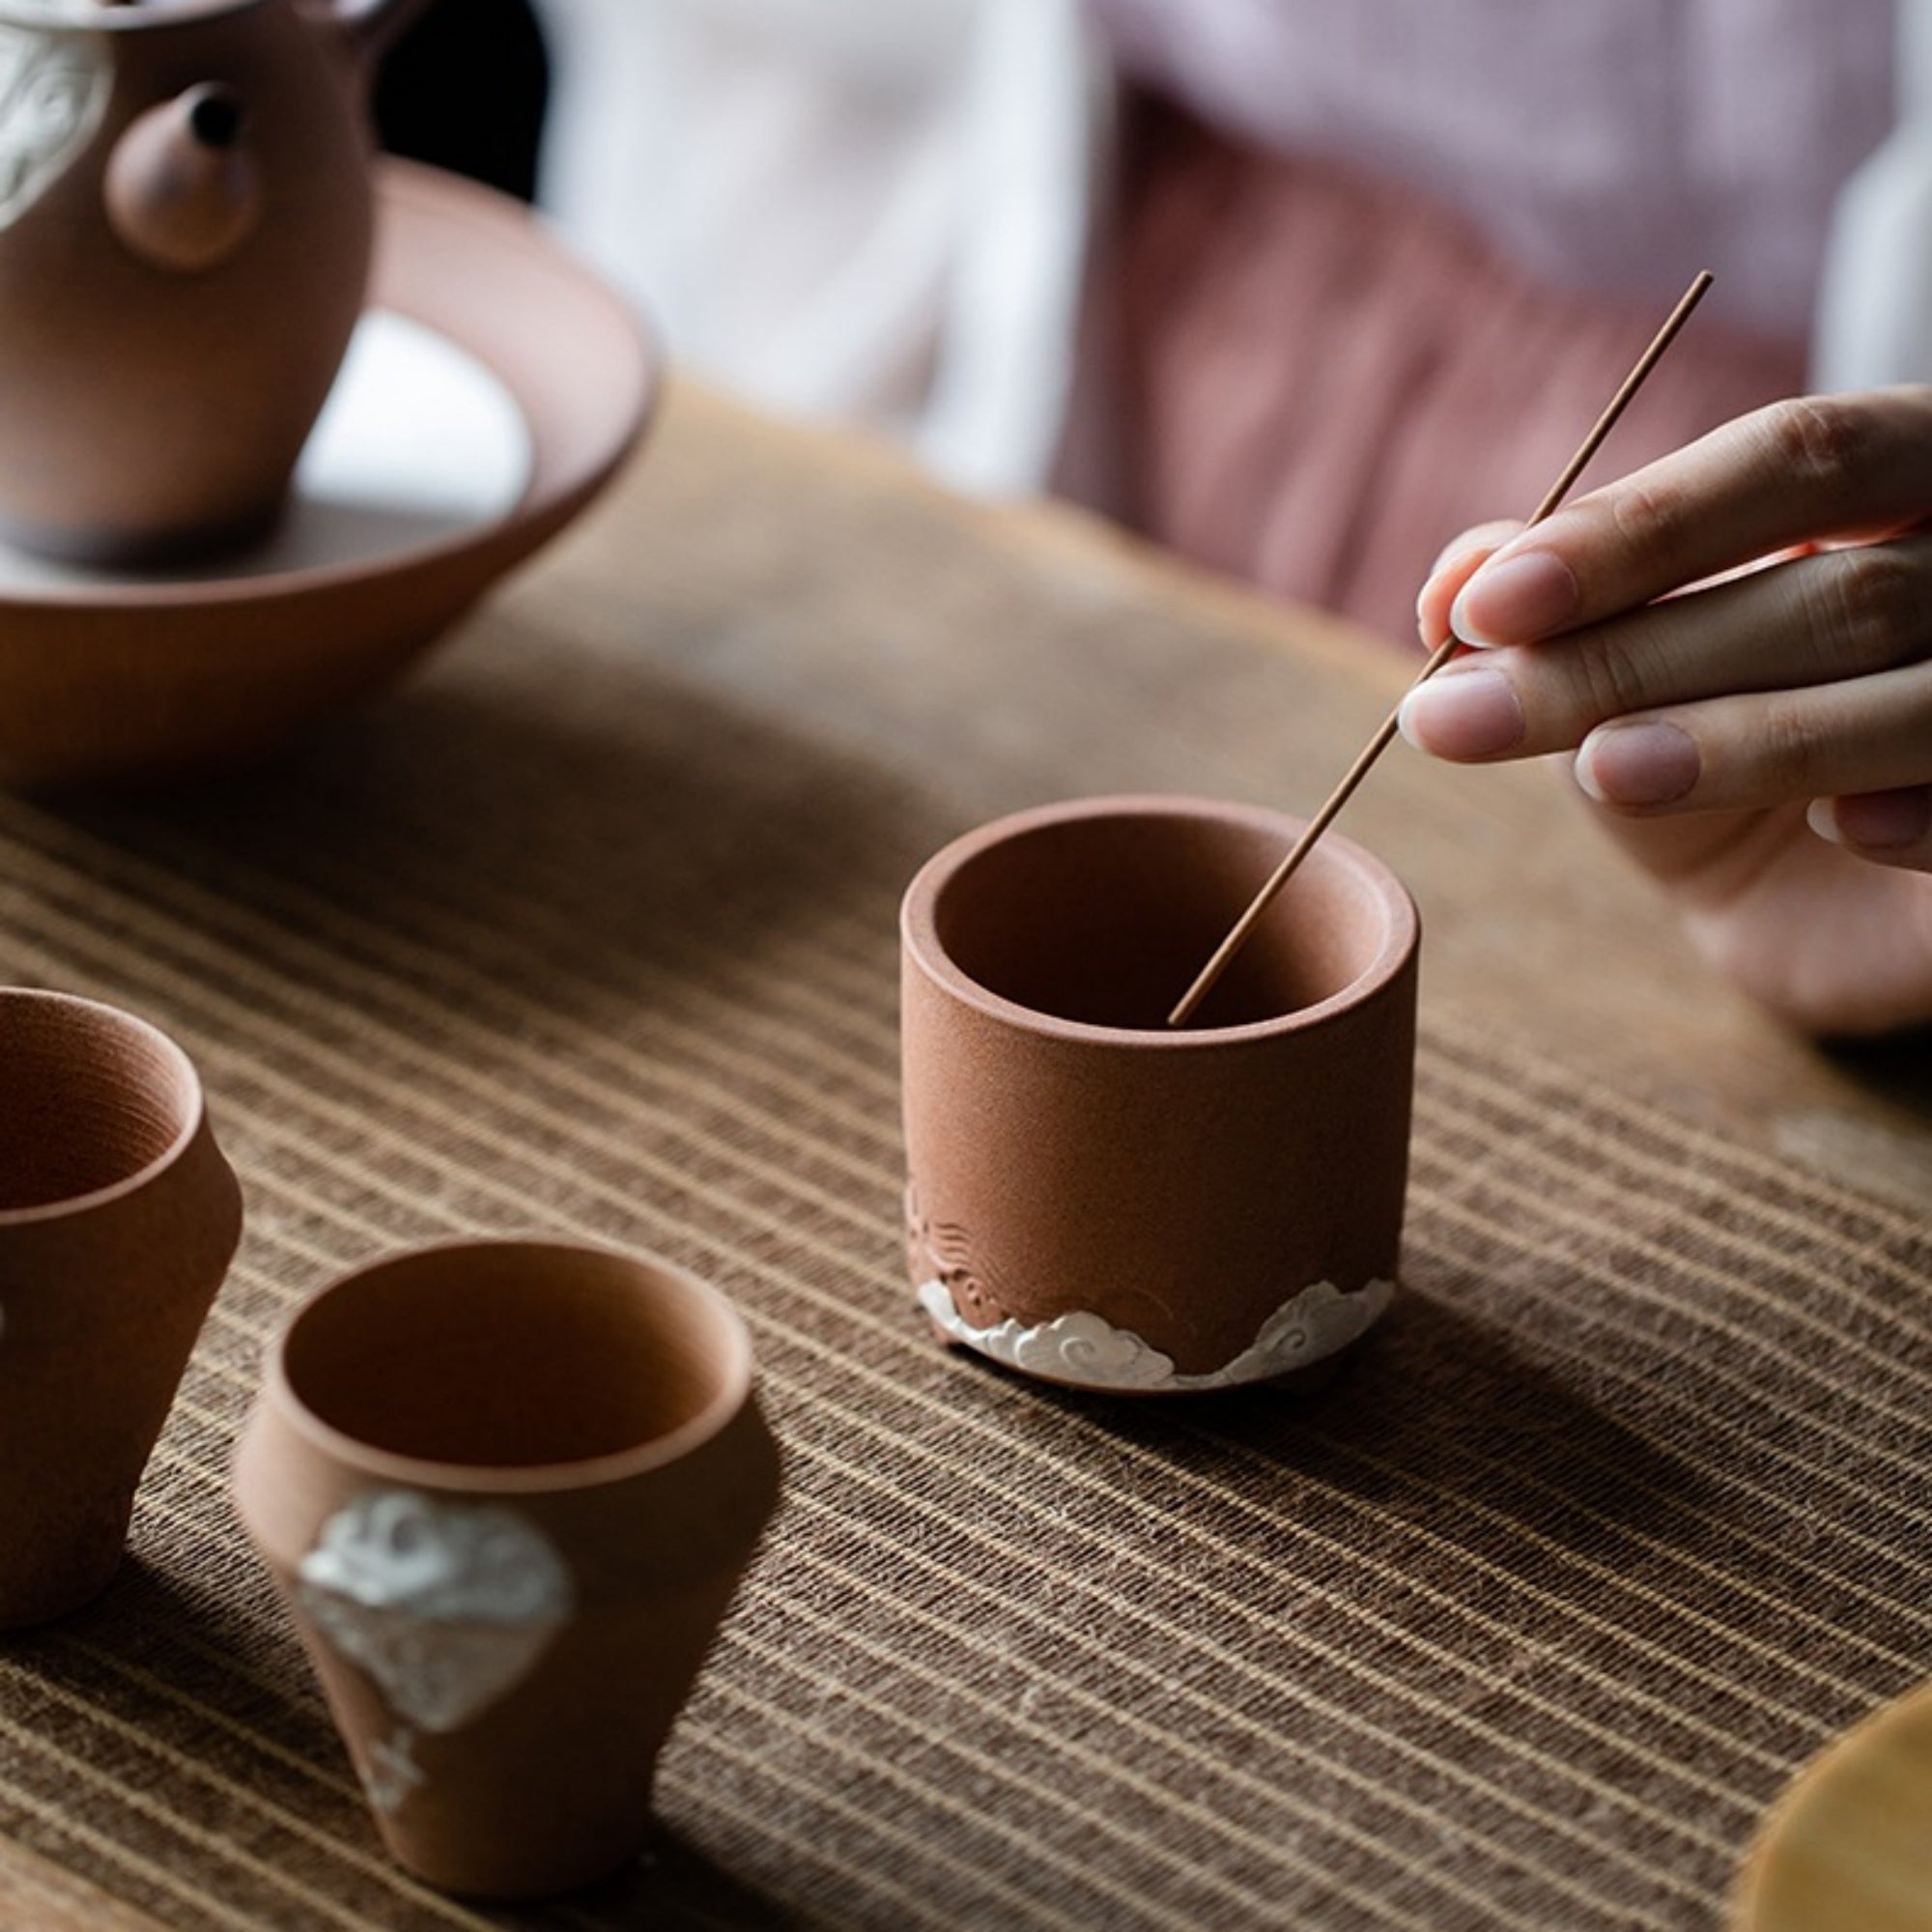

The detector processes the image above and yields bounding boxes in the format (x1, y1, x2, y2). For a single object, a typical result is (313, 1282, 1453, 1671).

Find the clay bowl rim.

(0, 986, 206, 1228)
(901, 791, 1419, 1049)
(262, 1237, 760, 1497)
(0, 156, 660, 615)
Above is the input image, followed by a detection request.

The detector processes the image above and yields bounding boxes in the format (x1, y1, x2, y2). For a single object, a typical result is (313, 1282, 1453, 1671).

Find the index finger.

(1451, 388, 1932, 647)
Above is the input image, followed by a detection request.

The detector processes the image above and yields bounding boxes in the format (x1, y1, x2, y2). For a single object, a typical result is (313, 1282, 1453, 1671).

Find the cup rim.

(0, 986, 208, 1227)
(900, 792, 1419, 1045)
(264, 1238, 760, 1495)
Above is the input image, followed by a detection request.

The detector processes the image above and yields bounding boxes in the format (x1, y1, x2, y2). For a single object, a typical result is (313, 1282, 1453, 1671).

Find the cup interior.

(0, 992, 198, 1213)
(281, 1243, 747, 1472)
(922, 805, 1409, 1030)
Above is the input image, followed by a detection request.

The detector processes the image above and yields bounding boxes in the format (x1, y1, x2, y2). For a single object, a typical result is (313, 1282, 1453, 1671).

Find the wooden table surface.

(3, 381, 1927, 1931)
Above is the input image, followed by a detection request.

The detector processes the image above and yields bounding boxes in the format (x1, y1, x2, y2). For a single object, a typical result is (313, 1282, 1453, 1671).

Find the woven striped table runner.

(0, 406, 1925, 1930)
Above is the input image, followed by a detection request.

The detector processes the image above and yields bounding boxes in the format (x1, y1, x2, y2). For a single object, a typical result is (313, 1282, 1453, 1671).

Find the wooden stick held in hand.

(1165, 269, 1714, 1029)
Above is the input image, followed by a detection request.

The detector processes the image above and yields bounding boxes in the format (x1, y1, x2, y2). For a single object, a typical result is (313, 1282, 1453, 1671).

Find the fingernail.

(1575, 723, 1701, 807)
(1804, 799, 1843, 845)
(1414, 541, 1486, 623)
(1397, 666, 1523, 758)
(1451, 550, 1578, 645)
(1810, 788, 1932, 849)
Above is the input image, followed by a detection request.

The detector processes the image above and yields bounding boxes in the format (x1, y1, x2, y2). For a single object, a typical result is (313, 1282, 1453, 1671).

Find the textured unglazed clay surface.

(235, 1239, 781, 1898)
(901, 795, 1419, 1389)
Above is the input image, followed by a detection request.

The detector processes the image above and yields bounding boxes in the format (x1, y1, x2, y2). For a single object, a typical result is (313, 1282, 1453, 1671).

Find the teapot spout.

(105, 84, 262, 273)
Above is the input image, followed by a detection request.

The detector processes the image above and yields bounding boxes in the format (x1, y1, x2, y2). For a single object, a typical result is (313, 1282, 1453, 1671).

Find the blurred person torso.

(532, 0, 1912, 637)
(1089, 0, 1894, 341)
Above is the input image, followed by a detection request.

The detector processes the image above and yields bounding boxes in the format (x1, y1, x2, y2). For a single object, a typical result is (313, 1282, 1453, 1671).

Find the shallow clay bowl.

(0, 158, 659, 788)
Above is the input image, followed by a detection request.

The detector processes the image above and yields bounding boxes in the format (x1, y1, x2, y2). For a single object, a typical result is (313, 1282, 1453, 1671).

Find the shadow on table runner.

(0, 663, 1925, 1932)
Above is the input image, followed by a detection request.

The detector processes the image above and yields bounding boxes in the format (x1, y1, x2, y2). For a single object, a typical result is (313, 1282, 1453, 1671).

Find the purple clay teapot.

(0, 0, 430, 565)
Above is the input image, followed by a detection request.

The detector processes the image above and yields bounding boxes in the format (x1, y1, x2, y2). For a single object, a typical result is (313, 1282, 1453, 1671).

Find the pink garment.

(1085, 0, 1894, 340)
(1096, 96, 1811, 642)
(1068, 3, 1892, 640)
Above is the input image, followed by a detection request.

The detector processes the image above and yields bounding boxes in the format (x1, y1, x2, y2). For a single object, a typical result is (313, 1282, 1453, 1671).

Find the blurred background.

(372, 0, 1918, 647)
(379, 0, 1096, 511)
(374, 0, 548, 202)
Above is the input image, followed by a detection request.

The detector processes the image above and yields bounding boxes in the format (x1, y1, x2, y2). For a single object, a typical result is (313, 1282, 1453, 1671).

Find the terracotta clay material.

(0, 986, 242, 1627)
(0, 0, 434, 565)
(900, 794, 1419, 1394)
(0, 157, 658, 789)
(233, 1240, 781, 1900)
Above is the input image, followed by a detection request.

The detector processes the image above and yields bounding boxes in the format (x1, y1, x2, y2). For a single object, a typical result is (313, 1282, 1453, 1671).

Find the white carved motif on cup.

(919, 1275, 1395, 1391)
(0, 28, 108, 230)
(298, 1490, 575, 1813)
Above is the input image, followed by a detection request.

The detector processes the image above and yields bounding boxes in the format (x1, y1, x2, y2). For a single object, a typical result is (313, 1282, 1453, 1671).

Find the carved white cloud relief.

(1009, 1309, 1174, 1388)
(298, 1490, 575, 1736)
(0, 28, 109, 230)
(921, 1275, 1393, 1391)
(357, 1727, 427, 1817)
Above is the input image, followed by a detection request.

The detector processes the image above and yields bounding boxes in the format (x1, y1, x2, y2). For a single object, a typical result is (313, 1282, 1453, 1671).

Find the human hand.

(1403, 389, 1932, 1037)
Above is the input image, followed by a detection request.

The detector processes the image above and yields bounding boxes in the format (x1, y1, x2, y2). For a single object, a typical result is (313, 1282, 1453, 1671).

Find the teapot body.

(0, 0, 391, 564)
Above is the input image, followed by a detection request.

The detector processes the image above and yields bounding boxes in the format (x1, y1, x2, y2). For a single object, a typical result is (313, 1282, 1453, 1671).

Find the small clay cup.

(0, 987, 242, 1626)
(901, 795, 1419, 1394)
(233, 1239, 781, 1899)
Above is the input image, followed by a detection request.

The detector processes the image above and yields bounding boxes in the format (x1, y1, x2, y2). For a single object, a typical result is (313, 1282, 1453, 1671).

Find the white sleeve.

(1812, 0, 1932, 388)
(528, 0, 1106, 495)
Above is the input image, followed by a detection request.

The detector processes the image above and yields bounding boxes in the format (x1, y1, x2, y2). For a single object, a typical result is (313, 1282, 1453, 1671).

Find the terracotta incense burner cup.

(901, 795, 1419, 1396)
(0, 986, 242, 1626)
(233, 1239, 781, 1899)
(0, 0, 428, 565)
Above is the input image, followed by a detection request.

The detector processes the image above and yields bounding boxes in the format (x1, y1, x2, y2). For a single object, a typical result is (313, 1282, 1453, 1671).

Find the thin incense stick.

(1166, 269, 1713, 1029)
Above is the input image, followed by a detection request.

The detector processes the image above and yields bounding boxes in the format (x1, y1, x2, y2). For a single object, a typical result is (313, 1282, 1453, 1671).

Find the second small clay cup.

(901, 794, 1419, 1394)
(233, 1239, 781, 1899)
(0, 986, 242, 1626)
